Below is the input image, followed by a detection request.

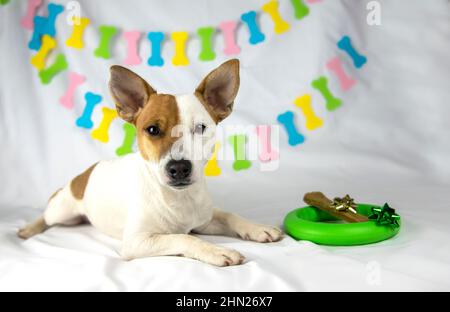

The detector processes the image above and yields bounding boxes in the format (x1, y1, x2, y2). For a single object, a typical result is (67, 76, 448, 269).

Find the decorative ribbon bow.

(369, 203, 400, 228)
(330, 195, 357, 214)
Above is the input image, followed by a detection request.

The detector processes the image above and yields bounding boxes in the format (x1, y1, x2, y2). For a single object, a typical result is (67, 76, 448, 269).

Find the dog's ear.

(109, 65, 156, 123)
(195, 59, 240, 123)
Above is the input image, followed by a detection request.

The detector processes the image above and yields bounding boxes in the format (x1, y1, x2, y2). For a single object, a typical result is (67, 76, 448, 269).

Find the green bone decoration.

(38, 53, 68, 84)
(197, 27, 216, 61)
(228, 134, 252, 171)
(94, 25, 118, 59)
(311, 76, 342, 111)
(116, 123, 136, 156)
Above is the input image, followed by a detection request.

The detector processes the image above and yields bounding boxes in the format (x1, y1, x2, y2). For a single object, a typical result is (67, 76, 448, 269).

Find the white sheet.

(1, 0, 450, 291)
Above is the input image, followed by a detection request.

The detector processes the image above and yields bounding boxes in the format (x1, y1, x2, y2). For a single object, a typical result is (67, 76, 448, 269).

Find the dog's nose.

(166, 160, 192, 181)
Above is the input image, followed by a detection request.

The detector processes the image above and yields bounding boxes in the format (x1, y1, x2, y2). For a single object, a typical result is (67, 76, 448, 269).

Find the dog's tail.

(17, 216, 49, 239)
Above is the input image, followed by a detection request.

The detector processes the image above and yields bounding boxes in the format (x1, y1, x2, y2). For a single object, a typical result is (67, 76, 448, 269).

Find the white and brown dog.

(18, 59, 283, 266)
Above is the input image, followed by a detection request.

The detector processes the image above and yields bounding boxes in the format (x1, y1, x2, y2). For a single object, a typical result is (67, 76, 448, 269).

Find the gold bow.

(330, 195, 357, 214)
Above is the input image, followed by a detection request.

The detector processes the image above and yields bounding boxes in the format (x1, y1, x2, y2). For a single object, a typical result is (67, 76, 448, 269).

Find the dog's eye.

(146, 125, 161, 136)
(194, 124, 206, 135)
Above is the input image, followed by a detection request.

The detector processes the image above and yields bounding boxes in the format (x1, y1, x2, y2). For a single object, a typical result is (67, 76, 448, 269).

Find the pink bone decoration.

(59, 72, 86, 109)
(123, 31, 142, 65)
(256, 125, 279, 163)
(21, 0, 43, 30)
(306, 0, 322, 3)
(219, 21, 240, 55)
(326, 57, 356, 91)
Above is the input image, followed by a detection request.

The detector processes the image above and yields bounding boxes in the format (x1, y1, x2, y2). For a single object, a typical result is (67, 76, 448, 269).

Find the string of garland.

(20, 0, 368, 176)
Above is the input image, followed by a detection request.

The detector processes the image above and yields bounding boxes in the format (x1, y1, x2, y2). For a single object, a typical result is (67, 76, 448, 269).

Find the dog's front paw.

(201, 246, 245, 267)
(240, 225, 284, 243)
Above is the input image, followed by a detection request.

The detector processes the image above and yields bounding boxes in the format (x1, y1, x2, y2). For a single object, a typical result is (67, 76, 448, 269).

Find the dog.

(18, 59, 283, 266)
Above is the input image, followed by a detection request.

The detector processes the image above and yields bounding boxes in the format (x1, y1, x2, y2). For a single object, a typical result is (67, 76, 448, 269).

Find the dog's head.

(109, 59, 240, 190)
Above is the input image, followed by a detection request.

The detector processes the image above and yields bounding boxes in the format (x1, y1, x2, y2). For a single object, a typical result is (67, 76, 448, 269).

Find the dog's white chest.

(82, 153, 213, 239)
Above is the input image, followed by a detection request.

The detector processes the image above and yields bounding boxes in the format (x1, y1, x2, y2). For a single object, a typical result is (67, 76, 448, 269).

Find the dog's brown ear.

(195, 59, 240, 123)
(109, 65, 156, 123)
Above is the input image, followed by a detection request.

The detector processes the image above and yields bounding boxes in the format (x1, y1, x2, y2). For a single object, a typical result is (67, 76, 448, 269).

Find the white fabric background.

(1, 0, 449, 291)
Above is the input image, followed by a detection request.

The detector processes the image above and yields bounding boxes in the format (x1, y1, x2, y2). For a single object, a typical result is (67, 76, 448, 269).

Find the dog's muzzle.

(165, 159, 192, 188)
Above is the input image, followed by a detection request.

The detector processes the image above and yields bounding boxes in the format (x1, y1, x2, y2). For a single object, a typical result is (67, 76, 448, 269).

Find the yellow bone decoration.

(91, 107, 118, 143)
(261, 0, 290, 34)
(66, 17, 91, 49)
(30, 35, 57, 70)
(204, 142, 221, 176)
(293, 94, 323, 130)
(171, 31, 189, 66)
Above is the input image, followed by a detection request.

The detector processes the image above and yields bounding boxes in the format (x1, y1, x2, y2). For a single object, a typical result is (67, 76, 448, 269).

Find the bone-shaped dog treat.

(277, 111, 305, 146)
(240, 11, 265, 45)
(256, 125, 279, 163)
(219, 21, 240, 56)
(76, 92, 102, 129)
(91, 107, 118, 143)
(21, 0, 42, 30)
(123, 31, 142, 65)
(28, 16, 47, 51)
(197, 27, 215, 61)
(42, 3, 64, 37)
(30, 34, 56, 70)
(94, 25, 118, 59)
(311, 76, 342, 111)
(204, 142, 221, 176)
(116, 123, 137, 156)
(290, 0, 310, 19)
(262, 1, 290, 34)
(228, 135, 252, 171)
(171, 31, 189, 66)
(59, 72, 86, 109)
(147, 32, 164, 67)
(326, 57, 356, 91)
(38, 53, 68, 85)
(337, 36, 367, 69)
(66, 17, 90, 49)
(293, 94, 323, 130)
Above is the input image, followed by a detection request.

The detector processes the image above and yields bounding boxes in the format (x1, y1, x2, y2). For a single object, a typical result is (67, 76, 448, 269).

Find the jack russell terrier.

(18, 59, 283, 266)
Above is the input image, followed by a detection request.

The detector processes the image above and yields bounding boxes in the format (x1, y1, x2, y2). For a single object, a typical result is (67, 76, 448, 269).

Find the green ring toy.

(284, 204, 401, 246)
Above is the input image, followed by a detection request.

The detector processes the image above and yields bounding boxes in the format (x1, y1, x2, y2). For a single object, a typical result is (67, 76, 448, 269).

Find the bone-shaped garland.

(76, 92, 102, 129)
(293, 95, 323, 130)
(262, 0, 290, 34)
(30, 35, 56, 70)
(171, 32, 189, 66)
(204, 142, 222, 176)
(256, 125, 279, 162)
(241, 11, 265, 45)
(91, 107, 118, 143)
(94, 26, 118, 59)
(38, 53, 68, 85)
(290, 0, 310, 19)
(337, 36, 367, 69)
(277, 111, 305, 146)
(197, 27, 216, 61)
(60, 72, 86, 109)
(228, 135, 252, 171)
(116, 123, 137, 156)
(147, 32, 165, 67)
(21, 0, 42, 30)
(66, 17, 90, 49)
(123, 31, 142, 65)
(219, 21, 240, 56)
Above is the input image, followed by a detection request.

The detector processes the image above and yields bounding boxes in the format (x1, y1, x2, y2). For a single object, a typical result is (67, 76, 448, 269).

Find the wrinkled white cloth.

(0, 0, 449, 291)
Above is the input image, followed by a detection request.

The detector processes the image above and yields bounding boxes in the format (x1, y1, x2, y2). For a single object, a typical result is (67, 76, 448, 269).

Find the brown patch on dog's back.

(70, 163, 98, 200)
(135, 94, 180, 161)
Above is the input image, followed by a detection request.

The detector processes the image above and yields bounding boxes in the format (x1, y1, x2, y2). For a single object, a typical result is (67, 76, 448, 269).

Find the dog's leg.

(18, 186, 84, 239)
(194, 209, 283, 243)
(121, 233, 245, 266)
